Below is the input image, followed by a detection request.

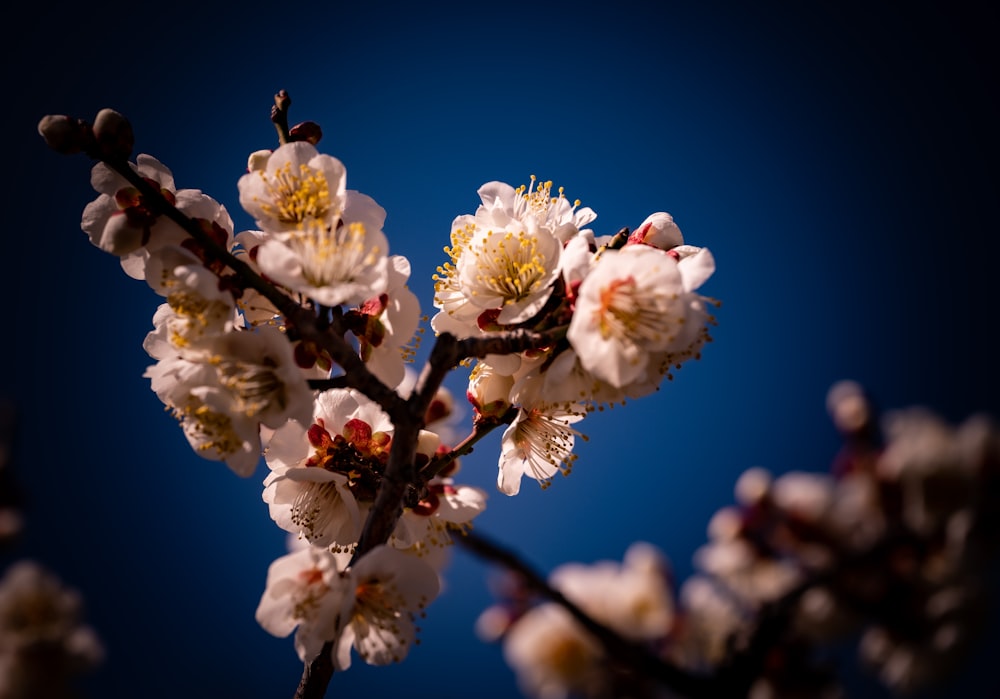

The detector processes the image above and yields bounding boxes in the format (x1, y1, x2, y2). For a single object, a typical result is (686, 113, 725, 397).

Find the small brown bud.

(288, 120, 323, 145)
(274, 89, 291, 111)
(92, 108, 134, 161)
(37, 114, 93, 154)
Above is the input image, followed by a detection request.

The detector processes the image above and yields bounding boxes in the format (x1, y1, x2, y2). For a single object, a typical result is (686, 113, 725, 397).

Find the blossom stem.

(272, 89, 291, 145)
(421, 407, 518, 480)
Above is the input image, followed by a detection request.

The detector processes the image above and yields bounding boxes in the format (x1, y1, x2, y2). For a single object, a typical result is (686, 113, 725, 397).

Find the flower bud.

(99, 210, 145, 255)
(735, 467, 772, 506)
(467, 363, 513, 421)
(289, 120, 323, 145)
(246, 149, 272, 172)
(37, 114, 92, 154)
(627, 212, 684, 250)
(274, 89, 291, 111)
(92, 108, 134, 161)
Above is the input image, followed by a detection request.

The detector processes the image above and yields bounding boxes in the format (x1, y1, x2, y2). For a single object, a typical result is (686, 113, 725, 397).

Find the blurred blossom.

(483, 383, 1000, 697)
(0, 561, 103, 699)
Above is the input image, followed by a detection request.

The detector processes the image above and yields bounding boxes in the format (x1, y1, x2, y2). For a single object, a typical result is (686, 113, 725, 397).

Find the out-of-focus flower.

(0, 561, 103, 699)
(502, 602, 606, 699)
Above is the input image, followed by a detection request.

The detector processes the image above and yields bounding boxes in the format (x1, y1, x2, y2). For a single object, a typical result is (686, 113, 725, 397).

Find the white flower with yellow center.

(432, 176, 595, 333)
(454, 220, 562, 324)
(567, 244, 715, 389)
(238, 141, 346, 233)
(478, 176, 597, 244)
(142, 246, 237, 359)
(254, 190, 390, 307)
(145, 325, 313, 476)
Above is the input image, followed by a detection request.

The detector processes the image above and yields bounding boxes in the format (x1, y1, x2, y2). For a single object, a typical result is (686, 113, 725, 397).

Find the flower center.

(288, 220, 379, 289)
(595, 275, 671, 345)
(258, 161, 333, 225)
(305, 419, 391, 501)
(217, 356, 285, 418)
(471, 229, 549, 303)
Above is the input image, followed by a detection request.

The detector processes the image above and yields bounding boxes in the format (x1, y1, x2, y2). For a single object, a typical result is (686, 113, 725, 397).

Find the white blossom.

(254, 190, 391, 307)
(432, 176, 595, 335)
(497, 403, 585, 495)
(238, 141, 346, 234)
(567, 244, 715, 389)
(145, 325, 313, 476)
(331, 546, 441, 670)
(502, 603, 606, 699)
(255, 545, 350, 662)
(549, 542, 675, 642)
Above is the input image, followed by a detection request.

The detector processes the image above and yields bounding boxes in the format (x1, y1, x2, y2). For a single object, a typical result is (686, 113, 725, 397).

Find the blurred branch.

(456, 529, 717, 698)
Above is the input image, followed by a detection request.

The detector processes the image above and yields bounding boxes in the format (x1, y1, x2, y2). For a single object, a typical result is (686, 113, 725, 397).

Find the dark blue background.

(2, 1, 998, 697)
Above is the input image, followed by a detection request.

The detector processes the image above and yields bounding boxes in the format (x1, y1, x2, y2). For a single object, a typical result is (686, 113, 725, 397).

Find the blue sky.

(3, 2, 998, 698)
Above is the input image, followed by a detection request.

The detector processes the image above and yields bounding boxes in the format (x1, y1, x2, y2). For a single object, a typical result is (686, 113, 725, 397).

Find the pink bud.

(627, 212, 684, 250)
(289, 121, 323, 145)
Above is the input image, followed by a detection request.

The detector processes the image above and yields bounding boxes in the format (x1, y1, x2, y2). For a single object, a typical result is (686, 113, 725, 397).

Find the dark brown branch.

(457, 327, 566, 360)
(421, 406, 518, 481)
(455, 529, 717, 698)
(307, 376, 349, 391)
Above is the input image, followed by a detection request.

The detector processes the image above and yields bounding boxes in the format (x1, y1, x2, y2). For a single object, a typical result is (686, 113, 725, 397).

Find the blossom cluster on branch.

(471, 381, 1000, 698)
(38, 91, 718, 697)
(36, 92, 998, 699)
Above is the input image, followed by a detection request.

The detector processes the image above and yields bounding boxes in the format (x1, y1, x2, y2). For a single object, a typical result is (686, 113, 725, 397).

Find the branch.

(455, 529, 717, 698)
(458, 327, 566, 360)
(100, 157, 407, 420)
(421, 406, 518, 481)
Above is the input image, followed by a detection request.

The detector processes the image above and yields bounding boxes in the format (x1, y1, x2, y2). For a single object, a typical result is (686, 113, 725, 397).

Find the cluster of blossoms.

(71, 121, 494, 667)
(435, 179, 717, 495)
(0, 561, 103, 699)
(62, 103, 721, 674)
(476, 381, 1000, 699)
(36, 98, 1000, 699)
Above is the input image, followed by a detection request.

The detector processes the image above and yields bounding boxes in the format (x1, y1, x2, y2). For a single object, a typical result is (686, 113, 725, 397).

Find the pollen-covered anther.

(257, 161, 333, 225)
(593, 275, 674, 347)
(288, 219, 376, 289)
